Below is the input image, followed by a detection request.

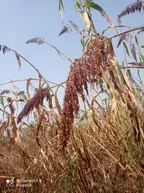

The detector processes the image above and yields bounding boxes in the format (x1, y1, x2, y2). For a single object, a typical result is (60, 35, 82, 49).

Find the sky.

(0, 0, 143, 101)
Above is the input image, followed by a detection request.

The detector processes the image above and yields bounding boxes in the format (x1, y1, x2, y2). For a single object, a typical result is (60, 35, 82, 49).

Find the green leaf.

(140, 53, 144, 61)
(102, 25, 128, 35)
(84, 37, 90, 48)
(45, 42, 72, 62)
(135, 35, 141, 52)
(88, 13, 97, 34)
(127, 69, 132, 79)
(141, 45, 144, 48)
(81, 11, 91, 29)
(135, 35, 143, 61)
(58, 0, 64, 22)
(86, 2, 115, 29)
(80, 36, 89, 52)
(75, 1, 82, 10)
(137, 69, 143, 85)
(123, 42, 130, 57)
